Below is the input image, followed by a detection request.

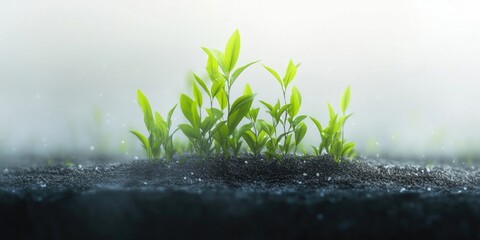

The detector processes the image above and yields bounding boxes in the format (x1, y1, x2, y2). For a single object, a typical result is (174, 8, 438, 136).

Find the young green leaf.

(206, 48, 227, 74)
(211, 80, 225, 98)
(310, 117, 323, 135)
(247, 107, 259, 121)
(288, 86, 302, 117)
(130, 130, 150, 151)
(224, 29, 241, 73)
(294, 122, 307, 146)
(180, 94, 200, 128)
(340, 86, 351, 115)
(228, 94, 255, 134)
(259, 100, 274, 112)
(242, 130, 257, 152)
(137, 90, 155, 132)
(231, 60, 260, 84)
(178, 124, 200, 139)
(243, 84, 253, 95)
(216, 88, 228, 110)
(192, 82, 203, 108)
(292, 115, 307, 127)
(283, 60, 297, 88)
(204, 52, 219, 82)
(263, 65, 283, 89)
(167, 104, 177, 128)
(193, 74, 211, 98)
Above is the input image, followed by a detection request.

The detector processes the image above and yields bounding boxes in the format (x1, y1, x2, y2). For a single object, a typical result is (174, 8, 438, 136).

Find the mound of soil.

(1, 155, 480, 239)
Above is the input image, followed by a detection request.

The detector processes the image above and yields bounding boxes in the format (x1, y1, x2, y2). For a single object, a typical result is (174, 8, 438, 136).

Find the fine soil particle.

(1, 155, 480, 239)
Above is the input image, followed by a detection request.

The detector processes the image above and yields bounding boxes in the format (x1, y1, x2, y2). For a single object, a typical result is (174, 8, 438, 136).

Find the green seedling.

(130, 90, 178, 161)
(261, 61, 308, 160)
(310, 86, 355, 162)
(242, 105, 269, 156)
(179, 30, 257, 159)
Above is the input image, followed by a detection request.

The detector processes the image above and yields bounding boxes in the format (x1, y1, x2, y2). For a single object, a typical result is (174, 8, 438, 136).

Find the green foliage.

(179, 30, 258, 159)
(131, 30, 356, 163)
(310, 86, 355, 162)
(261, 61, 308, 159)
(130, 90, 178, 161)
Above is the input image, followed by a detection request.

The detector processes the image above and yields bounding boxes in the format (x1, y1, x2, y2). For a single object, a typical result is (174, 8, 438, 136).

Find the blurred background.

(1, 0, 480, 165)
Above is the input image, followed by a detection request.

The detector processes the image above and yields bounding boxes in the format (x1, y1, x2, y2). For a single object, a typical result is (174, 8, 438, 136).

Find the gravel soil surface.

(1, 155, 480, 239)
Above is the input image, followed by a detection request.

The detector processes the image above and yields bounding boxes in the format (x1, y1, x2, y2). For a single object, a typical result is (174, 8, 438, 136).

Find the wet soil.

(1, 155, 480, 239)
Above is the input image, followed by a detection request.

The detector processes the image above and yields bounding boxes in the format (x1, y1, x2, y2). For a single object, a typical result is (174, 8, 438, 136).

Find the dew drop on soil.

(134, 156, 139, 160)
(198, 178, 202, 182)
(183, 177, 187, 180)
(3, 168, 8, 173)
(427, 187, 431, 191)
(244, 161, 248, 164)
(143, 182, 148, 185)
(316, 173, 320, 177)
(400, 188, 406, 193)
(191, 172, 194, 175)
(327, 177, 331, 181)
(78, 165, 82, 169)
(464, 187, 467, 191)
(303, 173, 307, 176)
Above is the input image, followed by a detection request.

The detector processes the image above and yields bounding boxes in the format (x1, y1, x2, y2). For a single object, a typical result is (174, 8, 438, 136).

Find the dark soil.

(1, 155, 480, 239)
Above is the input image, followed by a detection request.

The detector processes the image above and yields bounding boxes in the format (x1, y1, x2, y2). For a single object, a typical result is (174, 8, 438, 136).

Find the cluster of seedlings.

(131, 30, 355, 163)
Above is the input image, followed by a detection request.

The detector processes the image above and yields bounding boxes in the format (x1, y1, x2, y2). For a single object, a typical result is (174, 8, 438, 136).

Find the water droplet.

(244, 161, 248, 164)
(400, 188, 406, 193)
(134, 156, 139, 160)
(316, 173, 320, 177)
(198, 178, 202, 182)
(303, 173, 307, 176)
(143, 182, 148, 185)
(3, 168, 9, 173)
(463, 187, 467, 191)
(95, 167, 99, 171)
(78, 164, 82, 168)
(327, 177, 331, 181)
(183, 177, 187, 180)
(427, 187, 431, 191)
(90, 146, 95, 151)
(298, 181, 303, 184)
(191, 172, 194, 175)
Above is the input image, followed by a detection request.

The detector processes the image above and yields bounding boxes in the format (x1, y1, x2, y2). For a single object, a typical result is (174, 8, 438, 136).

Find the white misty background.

(1, 0, 479, 160)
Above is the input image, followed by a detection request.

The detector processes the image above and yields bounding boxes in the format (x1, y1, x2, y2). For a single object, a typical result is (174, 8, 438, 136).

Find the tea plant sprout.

(131, 30, 355, 163)
(261, 61, 308, 160)
(130, 90, 178, 161)
(310, 86, 355, 162)
(178, 29, 258, 159)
